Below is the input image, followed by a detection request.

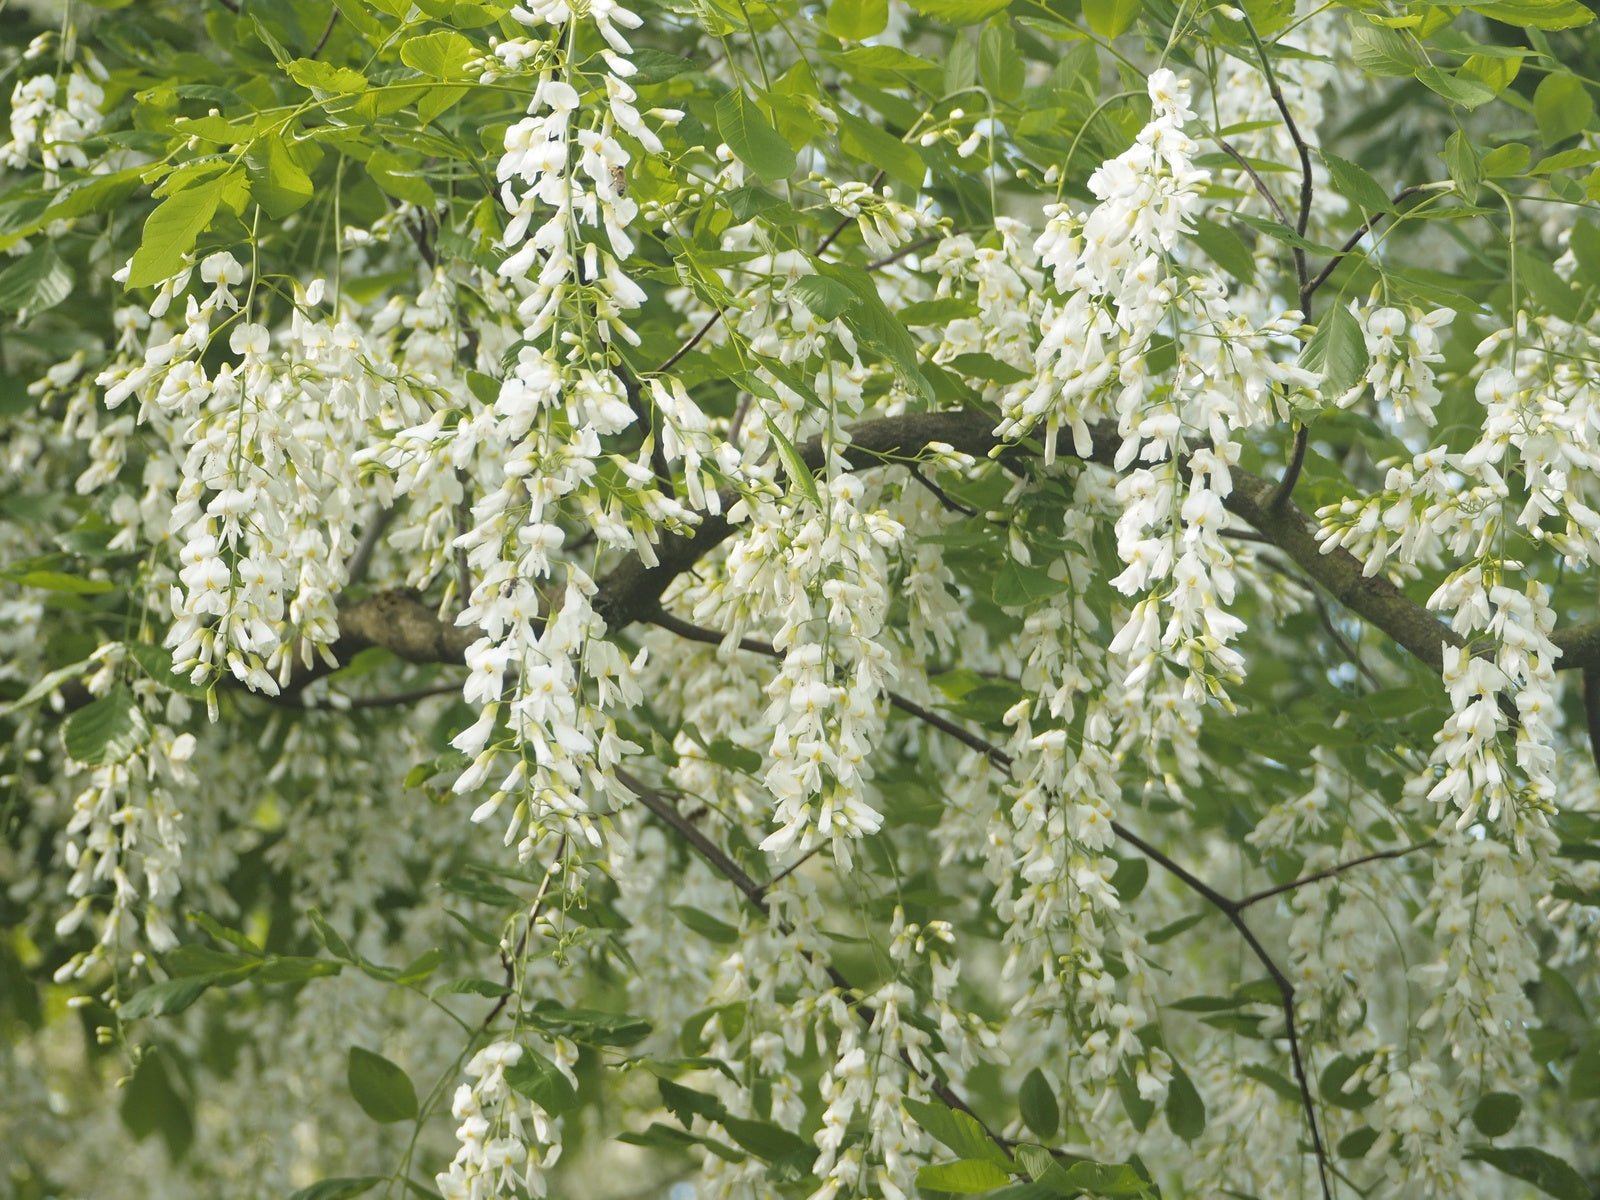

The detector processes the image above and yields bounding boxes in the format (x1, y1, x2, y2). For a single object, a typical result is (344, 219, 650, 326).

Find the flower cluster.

(1335, 303, 1455, 430)
(53, 680, 197, 981)
(436, 1040, 570, 1200)
(0, 40, 105, 185)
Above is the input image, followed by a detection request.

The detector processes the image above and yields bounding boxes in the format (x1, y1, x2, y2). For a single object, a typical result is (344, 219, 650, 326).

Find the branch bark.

(323, 410, 1599, 681)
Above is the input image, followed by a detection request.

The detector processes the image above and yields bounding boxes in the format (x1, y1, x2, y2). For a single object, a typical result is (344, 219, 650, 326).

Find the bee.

(609, 165, 627, 198)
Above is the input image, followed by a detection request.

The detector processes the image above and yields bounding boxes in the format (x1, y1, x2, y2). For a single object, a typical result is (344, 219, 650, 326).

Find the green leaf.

(1083, 0, 1140, 36)
(247, 134, 314, 220)
(1570, 1046, 1600, 1100)
(837, 111, 925, 189)
(715, 89, 797, 183)
(1110, 855, 1149, 903)
(120, 1051, 193, 1159)
(1240, 1065, 1301, 1103)
(764, 418, 822, 508)
(1349, 25, 1417, 77)
(1535, 73, 1593, 145)
(284, 58, 369, 94)
(254, 956, 343, 984)
(125, 641, 211, 699)
(827, 0, 888, 37)
(119, 976, 217, 1019)
(979, 18, 1024, 101)
(1468, 1145, 1588, 1199)
(993, 559, 1065, 609)
(366, 150, 433, 206)
(1062, 1160, 1149, 1196)
(702, 737, 762, 774)
(720, 1115, 810, 1162)
(1461, 51, 1524, 95)
(672, 905, 741, 944)
(815, 262, 931, 397)
(1464, 0, 1594, 28)
(1019, 1069, 1059, 1138)
(901, 297, 980, 325)
(917, 1159, 1013, 1193)
(400, 30, 477, 78)
(1165, 1059, 1206, 1141)
(1471, 1092, 1524, 1138)
(947, 352, 1029, 384)
(1415, 66, 1497, 109)
(1482, 142, 1531, 177)
(63, 685, 148, 766)
(1337, 1127, 1379, 1159)
(288, 1179, 385, 1200)
(906, 0, 1012, 23)
(1319, 1052, 1377, 1110)
(1231, 213, 1334, 253)
(789, 274, 860, 321)
(1515, 249, 1584, 322)
(1189, 215, 1256, 283)
(432, 977, 513, 998)
(1443, 129, 1482, 201)
(945, 34, 977, 92)
(525, 1003, 652, 1047)
(1298, 303, 1367, 399)
(126, 172, 232, 288)
(506, 1047, 579, 1113)
(0, 246, 72, 315)
(7, 568, 112, 594)
(904, 1098, 1013, 1168)
(346, 1047, 419, 1124)
(1321, 153, 1392, 213)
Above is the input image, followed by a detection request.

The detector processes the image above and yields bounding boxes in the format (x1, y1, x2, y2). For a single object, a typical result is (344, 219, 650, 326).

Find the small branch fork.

(481, 836, 567, 1032)
(615, 766, 1012, 1150)
(647, 614, 1432, 1200)
(1268, 181, 1438, 515)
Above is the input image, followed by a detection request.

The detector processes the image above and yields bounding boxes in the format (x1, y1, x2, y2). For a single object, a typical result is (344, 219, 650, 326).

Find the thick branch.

(328, 412, 1599, 681)
(591, 409, 1026, 631)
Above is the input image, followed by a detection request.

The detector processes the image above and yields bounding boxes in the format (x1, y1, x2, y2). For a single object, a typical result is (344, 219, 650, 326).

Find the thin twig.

(453, 470, 473, 611)
(864, 232, 941, 272)
(301, 681, 462, 711)
(656, 308, 725, 376)
(1585, 669, 1600, 778)
(1309, 590, 1382, 691)
(657, 171, 895, 379)
(1219, 526, 1276, 545)
(346, 503, 395, 587)
(1271, 425, 1309, 512)
(481, 836, 567, 1030)
(1240, 16, 1313, 307)
(908, 464, 977, 516)
(1217, 139, 1291, 227)
(816, 169, 887, 256)
(310, 8, 339, 58)
(1302, 183, 1443, 300)
(649, 610, 1010, 770)
(1235, 841, 1433, 911)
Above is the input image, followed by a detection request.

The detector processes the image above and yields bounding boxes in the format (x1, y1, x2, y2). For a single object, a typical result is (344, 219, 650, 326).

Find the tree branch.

(616, 767, 1013, 1151)
(317, 411, 1600, 692)
(1303, 184, 1446, 302)
(1233, 841, 1433, 911)
(647, 611, 1334, 1196)
(1216, 139, 1292, 228)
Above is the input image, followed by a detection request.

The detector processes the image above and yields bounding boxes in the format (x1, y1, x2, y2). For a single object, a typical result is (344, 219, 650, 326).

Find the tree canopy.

(3, 0, 1600, 1197)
